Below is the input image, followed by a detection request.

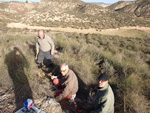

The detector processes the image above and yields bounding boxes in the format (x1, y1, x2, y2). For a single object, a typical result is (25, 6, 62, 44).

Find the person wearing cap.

(88, 73, 114, 113)
(35, 30, 55, 68)
(53, 63, 78, 102)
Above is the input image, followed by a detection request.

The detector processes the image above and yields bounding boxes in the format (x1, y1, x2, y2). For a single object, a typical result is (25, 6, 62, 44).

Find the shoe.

(49, 63, 54, 67)
(38, 63, 43, 68)
(68, 94, 76, 103)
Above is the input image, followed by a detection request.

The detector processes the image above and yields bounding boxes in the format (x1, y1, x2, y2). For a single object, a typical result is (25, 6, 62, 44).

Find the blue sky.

(0, 0, 136, 4)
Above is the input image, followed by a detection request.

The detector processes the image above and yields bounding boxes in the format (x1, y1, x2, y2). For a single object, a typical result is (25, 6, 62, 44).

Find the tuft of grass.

(100, 29, 150, 38)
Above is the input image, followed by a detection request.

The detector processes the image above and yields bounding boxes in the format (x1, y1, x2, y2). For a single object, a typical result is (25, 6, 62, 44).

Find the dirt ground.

(7, 22, 150, 38)
(0, 65, 89, 113)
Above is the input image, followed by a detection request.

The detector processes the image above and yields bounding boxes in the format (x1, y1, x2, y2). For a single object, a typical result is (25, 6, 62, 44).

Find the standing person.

(86, 73, 114, 113)
(52, 63, 79, 102)
(36, 30, 55, 68)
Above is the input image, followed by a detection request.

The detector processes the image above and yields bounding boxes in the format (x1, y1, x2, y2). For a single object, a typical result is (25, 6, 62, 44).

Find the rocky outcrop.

(108, 0, 150, 18)
(108, 1, 135, 11)
(134, 0, 150, 18)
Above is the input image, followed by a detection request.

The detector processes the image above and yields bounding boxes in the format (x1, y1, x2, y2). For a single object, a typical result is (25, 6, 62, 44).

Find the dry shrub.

(54, 33, 68, 49)
(126, 91, 149, 113)
(1, 31, 150, 113)
(113, 53, 124, 63)
(100, 59, 115, 76)
(78, 44, 101, 61)
(72, 56, 97, 85)
(55, 50, 96, 86)
(122, 74, 142, 91)
(30, 77, 54, 99)
(54, 33, 100, 85)
(121, 74, 150, 113)
(35, 98, 62, 113)
(133, 54, 150, 74)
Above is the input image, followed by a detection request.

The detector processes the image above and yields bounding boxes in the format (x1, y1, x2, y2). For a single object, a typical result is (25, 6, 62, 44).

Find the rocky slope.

(97, 3, 110, 7)
(108, 0, 150, 18)
(0, 0, 149, 30)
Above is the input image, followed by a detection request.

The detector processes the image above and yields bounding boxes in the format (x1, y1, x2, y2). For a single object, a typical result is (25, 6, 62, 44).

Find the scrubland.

(0, 29, 150, 112)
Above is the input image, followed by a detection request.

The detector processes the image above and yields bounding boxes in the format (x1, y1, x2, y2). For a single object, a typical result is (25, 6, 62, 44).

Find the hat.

(98, 73, 110, 81)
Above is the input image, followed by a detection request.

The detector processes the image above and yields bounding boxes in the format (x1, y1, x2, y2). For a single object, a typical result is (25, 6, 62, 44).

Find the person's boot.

(46, 62, 54, 68)
(38, 63, 43, 68)
(45, 59, 54, 68)
(70, 101, 77, 112)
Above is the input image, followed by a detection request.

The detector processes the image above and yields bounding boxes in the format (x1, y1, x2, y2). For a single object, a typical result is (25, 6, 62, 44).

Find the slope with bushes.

(0, 29, 150, 112)
(108, 0, 150, 18)
(53, 32, 150, 113)
(0, 0, 150, 113)
(0, 0, 150, 30)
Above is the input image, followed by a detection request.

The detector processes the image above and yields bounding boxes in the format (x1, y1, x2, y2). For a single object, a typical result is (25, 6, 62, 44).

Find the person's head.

(98, 73, 109, 87)
(38, 30, 45, 39)
(60, 63, 69, 76)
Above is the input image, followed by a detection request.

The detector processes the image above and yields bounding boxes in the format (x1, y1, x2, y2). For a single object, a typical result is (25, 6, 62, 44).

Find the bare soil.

(7, 22, 150, 37)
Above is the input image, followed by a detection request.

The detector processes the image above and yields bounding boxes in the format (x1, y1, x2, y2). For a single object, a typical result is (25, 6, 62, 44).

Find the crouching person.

(53, 63, 78, 103)
(86, 73, 115, 113)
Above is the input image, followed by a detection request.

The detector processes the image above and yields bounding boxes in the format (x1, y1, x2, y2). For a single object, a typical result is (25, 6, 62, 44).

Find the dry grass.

(0, 1, 150, 112)
(0, 34, 38, 85)
(0, 30, 150, 113)
(53, 32, 150, 113)
(7, 22, 150, 38)
(100, 29, 150, 38)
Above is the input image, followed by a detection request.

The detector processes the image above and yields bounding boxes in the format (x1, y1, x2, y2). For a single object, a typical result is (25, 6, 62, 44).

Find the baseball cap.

(98, 73, 110, 81)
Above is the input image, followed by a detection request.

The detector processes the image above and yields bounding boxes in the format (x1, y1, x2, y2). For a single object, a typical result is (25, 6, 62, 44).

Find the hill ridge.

(108, 0, 150, 18)
(1, 0, 150, 30)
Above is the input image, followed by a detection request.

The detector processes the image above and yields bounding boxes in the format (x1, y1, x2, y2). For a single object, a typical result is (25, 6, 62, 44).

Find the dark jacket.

(56, 69, 78, 101)
(92, 84, 114, 113)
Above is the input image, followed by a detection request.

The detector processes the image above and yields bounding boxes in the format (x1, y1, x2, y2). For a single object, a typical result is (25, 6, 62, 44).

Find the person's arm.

(36, 38, 39, 59)
(55, 75, 73, 101)
(91, 96, 107, 113)
(47, 36, 55, 55)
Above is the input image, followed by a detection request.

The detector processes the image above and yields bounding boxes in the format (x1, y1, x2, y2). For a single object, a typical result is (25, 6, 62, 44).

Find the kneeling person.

(53, 63, 78, 102)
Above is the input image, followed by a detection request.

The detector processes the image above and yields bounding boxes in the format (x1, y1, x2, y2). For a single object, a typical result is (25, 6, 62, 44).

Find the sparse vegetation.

(52, 32, 150, 113)
(0, 0, 150, 112)
(1, 0, 150, 30)
(1, 30, 150, 112)
(108, 0, 150, 18)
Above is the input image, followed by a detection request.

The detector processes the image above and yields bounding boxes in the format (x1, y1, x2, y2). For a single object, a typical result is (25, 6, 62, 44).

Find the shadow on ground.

(5, 47, 33, 112)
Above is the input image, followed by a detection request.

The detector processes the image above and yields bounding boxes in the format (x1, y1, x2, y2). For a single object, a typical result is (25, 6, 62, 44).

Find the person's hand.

(47, 73, 57, 80)
(51, 51, 54, 55)
(51, 76, 57, 80)
(35, 54, 38, 60)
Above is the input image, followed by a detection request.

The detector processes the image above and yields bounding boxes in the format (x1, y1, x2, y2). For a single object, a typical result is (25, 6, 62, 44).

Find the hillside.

(97, 3, 110, 7)
(87, 2, 110, 7)
(0, 0, 150, 31)
(108, 0, 150, 18)
(108, 1, 134, 11)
